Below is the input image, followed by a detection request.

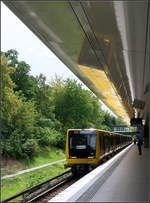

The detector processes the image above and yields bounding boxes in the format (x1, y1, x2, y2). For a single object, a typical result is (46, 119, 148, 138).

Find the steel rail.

(2, 170, 72, 203)
(27, 174, 74, 202)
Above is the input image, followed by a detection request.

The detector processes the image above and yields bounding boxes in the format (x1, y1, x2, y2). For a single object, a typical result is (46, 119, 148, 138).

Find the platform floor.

(77, 145, 150, 202)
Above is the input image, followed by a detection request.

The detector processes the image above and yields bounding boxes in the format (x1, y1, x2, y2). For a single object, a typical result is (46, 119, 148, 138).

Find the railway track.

(2, 146, 130, 202)
(27, 172, 77, 202)
(2, 170, 75, 203)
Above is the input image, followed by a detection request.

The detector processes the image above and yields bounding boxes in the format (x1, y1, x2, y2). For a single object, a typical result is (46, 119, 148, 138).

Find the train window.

(103, 134, 105, 153)
(68, 131, 97, 158)
(87, 134, 97, 151)
(99, 132, 104, 155)
(110, 134, 113, 148)
(69, 135, 87, 149)
(116, 135, 119, 145)
(113, 135, 116, 146)
(103, 133, 110, 153)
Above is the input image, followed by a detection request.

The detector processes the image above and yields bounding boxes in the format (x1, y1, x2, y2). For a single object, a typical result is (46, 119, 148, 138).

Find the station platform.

(49, 144, 150, 202)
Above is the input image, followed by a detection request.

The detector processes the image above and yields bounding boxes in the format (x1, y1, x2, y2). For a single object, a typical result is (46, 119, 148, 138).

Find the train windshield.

(69, 130, 97, 158)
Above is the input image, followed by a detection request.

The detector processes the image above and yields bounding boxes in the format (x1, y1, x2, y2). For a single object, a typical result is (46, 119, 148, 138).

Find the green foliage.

(2, 130, 39, 159)
(48, 129, 65, 148)
(11, 97, 37, 135)
(1, 49, 125, 160)
(1, 53, 38, 159)
(50, 77, 104, 131)
(1, 162, 67, 201)
(100, 125, 111, 131)
(34, 127, 65, 148)
(37, 118, 55, 128)
(4, 49, 37, 99)
(22, 139, 39, 157)
(100, 111, 125, 130)
(4, 49, 19, 67)
(35, 127, 51, 146)
(115, 116, 125, 125)
(26, 173, 44, 189)
(34, 74, 55, 119)
(1, 54, 17, 123)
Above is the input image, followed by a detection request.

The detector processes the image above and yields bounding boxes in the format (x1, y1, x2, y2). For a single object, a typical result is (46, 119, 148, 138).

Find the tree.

(50, 77, 105, 131)
(4, 49, 37, 99)
(115, 116, 125, 125)
(34, 74, 55, 119)
(1, 53, 17, 125)
(4, 49, 18, 68)
(1, 53, 38, 159)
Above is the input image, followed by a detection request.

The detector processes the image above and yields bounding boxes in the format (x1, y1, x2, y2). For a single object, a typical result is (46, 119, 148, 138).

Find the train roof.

(67, 129, 131, 137)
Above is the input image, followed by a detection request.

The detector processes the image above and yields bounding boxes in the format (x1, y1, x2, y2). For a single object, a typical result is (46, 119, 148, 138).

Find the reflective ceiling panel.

(4, 1, 150, 124)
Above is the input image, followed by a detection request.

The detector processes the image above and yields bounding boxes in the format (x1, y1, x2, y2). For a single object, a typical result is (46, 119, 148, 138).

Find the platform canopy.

(4, 1, 150, 125)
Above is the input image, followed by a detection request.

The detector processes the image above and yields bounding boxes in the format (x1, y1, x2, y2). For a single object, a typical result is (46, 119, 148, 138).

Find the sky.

(1, 2, 116, 116)
(1, 2, 79, 81)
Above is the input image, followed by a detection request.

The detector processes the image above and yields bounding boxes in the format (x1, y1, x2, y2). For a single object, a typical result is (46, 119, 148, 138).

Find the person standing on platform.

(136, 127, 144, 155)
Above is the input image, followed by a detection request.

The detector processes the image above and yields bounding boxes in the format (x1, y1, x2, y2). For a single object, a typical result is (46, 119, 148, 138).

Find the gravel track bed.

(34, 176, 80, 202)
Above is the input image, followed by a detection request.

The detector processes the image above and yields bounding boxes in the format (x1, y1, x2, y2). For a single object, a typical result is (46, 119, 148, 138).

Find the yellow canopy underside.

(78, 65, 130, 125)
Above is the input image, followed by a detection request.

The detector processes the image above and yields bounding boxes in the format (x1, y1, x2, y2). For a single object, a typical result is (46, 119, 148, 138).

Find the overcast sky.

(2, 2, 115, 115)
(1, 2, 81, 81)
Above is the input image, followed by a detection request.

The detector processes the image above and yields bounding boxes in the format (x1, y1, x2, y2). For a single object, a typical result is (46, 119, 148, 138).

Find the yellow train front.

(64, 129, 132, 174)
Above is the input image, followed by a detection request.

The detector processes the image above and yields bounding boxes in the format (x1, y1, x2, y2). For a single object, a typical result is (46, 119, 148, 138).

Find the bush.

(1, 129, 38, 159)
(22, 139, 39, 158)
(100, 125, 111, 131)
(48, 129, 65, 148)
(37, 118, 55, 128)
(34, 127, 65, 148)
(35, 127, 51, 146)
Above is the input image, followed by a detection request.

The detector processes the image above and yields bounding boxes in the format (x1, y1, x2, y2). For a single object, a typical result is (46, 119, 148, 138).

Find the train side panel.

(65, 129, 69, 160)
(95, 130, 100, 161)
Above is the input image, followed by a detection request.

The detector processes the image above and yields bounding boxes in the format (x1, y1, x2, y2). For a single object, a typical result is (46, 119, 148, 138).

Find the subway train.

(64, 129, 132, 174)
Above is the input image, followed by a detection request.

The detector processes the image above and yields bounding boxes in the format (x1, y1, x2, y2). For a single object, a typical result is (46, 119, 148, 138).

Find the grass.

(1, 161, 69, 201)
(1, 146, 67, 201)
(2, 146, 66, 176)
(21, 146, 66, 168)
